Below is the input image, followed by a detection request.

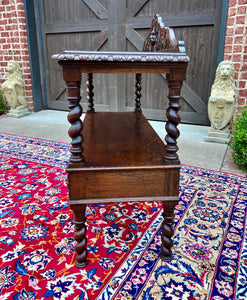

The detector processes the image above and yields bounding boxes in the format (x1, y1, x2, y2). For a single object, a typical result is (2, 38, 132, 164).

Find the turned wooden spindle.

(160, 202, 177, 261)
(135, 73, 142, 112)
(164, 78, 183, 164)
(86, 73, 95, 112)
(72, 204, 88, 268)
(66, 79, 85, 164)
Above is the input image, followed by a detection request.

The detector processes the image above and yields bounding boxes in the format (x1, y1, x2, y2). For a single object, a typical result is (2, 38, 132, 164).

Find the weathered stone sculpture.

(205, 61, 236, 143)
(2, 61, 30, 118)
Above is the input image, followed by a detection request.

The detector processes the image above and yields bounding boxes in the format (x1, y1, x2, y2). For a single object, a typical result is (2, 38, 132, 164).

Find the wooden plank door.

(36, 0, 111, 112)
(124, 0, 223, 124)
(36, 0, 224, 124)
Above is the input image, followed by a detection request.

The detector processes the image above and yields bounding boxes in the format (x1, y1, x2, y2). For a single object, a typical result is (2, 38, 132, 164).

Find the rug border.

(1, 132, 246, 179)
(0, 132, 70, 145)
(182, 163, 246, 179)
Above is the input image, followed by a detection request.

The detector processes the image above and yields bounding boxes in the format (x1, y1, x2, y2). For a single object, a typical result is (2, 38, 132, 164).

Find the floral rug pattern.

(0, 133, 246, 300)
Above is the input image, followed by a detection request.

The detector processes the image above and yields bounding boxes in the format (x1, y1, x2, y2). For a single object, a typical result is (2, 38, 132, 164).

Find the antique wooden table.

(52, 16, 189, 268)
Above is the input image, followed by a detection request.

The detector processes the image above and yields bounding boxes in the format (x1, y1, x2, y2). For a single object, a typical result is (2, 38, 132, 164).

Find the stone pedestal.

(7, 108, 30, 118)
(205, 128, 231, 144)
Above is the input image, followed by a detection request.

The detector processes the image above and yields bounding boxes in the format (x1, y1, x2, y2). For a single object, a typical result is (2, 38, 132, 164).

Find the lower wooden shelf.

(67, 111, 180, 204)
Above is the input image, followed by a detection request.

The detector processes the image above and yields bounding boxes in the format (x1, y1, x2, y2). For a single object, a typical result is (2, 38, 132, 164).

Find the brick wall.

(0, 1, 246, 118)
(0, 0, 33, 111)
(224, 0, 247, 118)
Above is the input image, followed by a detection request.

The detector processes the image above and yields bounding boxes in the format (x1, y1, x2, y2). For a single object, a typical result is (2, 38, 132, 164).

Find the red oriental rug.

(0, 133, 246, 300)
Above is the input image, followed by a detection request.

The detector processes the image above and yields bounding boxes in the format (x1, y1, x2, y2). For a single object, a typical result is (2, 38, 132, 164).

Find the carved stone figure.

(205, 61, 236, 143)
(2, 61, 30, 118)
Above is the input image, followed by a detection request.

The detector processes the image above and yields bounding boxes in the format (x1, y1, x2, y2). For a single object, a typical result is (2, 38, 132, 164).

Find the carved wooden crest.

(142, 14, 179, 52)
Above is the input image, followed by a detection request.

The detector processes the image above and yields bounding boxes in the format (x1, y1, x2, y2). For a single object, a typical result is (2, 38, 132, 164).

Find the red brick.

(243, 55, 247, 62)
(0, 62, 7, 67)
(9, 18, 17, 24)
(25, 91, 33, 97)
(4, 56, 13, 61)
(240, 72, 247, 80)
(22, 55, 29, 62)
(224, 45, 233, 53)
(239, 90, 247, 97)
(239, 81, 246, 88)
(16, 0, 24, 5)
(20, 43, 28, 49)
(2, 0, 10, 5)
(10, 37, 19, 43)
(13, 50, 21, 56)
(226, 27, 234, 36)
(225, 36, 233, 45)
(19, 17, 27, 24)
(0, 18, 7, 26)
(232, 54, 241, 62)
(241, 64, 247, 71)
(17, 11, 25, 18)
(17, 3, 24, 10)
(25, 80, 32, 86)
(224, 54, 232, 61)
(239, 0, 247, 4)
(24, 90, 32, 97)
(3, 12, 11, 19)
(21, 50, 29, 56)
(1, 32, 9, 37)
(234, 36, 243, 44)
(19, 24, 26, 30)
(22, 61, 30, 68)
(235, 26, 244, 34)
(236, 16, 245, 24)
(22, 56, 30, 62)
(2, 44, 11, 50)
(12, 44, 20, 49)
(227, 17, 235, 26)
(224, 53, 232, 60)
(5, 25, 18, 31)
(237, 98, 247, 106)
(20, 37, 27, 43)
(228, 7, 236, 16)
(11, 10, 17, 18)
(237, 6, 246, 14)
(234, 63, 241, 71)
(25, 85, 32, 91)
(24, 79, 32, 85)
(20, 31, 27, 37)
(229, 0, 237, 5)
(27, 106, 34, 113)
(233, 45, 242, 52)
(27, 100, 34, 106)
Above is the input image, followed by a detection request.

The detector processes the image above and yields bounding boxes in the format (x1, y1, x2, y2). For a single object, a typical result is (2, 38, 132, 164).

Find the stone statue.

(2, 61, 30, 118)
(205, 61, 236, 143)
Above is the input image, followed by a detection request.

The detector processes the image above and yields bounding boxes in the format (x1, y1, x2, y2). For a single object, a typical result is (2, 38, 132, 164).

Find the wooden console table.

(53, 15, 189, 267)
